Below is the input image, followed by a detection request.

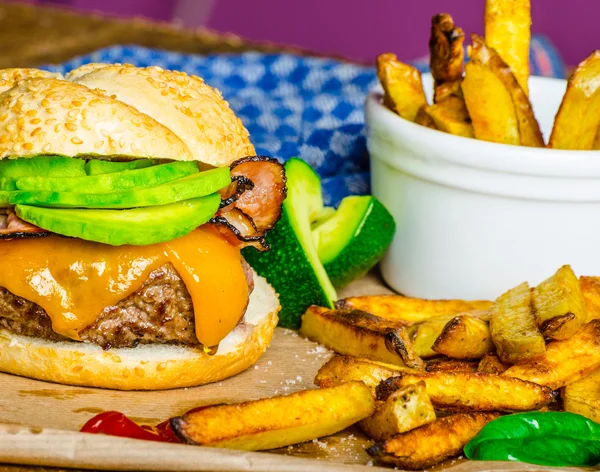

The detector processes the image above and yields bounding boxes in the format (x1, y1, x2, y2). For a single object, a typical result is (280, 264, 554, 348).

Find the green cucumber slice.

(313, 195, 396, 288)
(85, 159, 158, 175)
(11, 167, 230, 209)
(15, 194, 220, 246)
(243, 158, 336, 329)
(15, 161, 198, 193)
(0, 156, 86, 179)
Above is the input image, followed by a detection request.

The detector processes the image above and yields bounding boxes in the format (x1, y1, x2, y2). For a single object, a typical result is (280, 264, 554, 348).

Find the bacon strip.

(0, 209, 50, 239)
(209, 156, 286, 251)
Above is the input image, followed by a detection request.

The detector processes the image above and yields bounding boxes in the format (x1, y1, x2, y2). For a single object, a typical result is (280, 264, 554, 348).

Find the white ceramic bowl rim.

(367, 76, 600, 179)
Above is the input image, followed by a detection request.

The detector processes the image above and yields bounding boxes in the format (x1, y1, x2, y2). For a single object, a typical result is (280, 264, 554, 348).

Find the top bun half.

(0, 64, 255, 167)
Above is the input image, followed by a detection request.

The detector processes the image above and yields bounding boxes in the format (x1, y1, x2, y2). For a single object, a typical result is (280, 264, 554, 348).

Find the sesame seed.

(12, 143, 21, 152)
(23, 143, 33, 150)
(67, 109, 79, 118)
(31, 127, 42, 136)
(65, 123, 77, 132)
(42, 143, 52, 152)
(41, 99, 50, 107)
(25, 110, 37, 117)
(72, 100, 83, 107)
(71, 137, 83, 145)
(6, 124, 16, 133)
(54, 124, 63, 132)
(161, 89, 169, 96)
(94, 140, 104, 149)
(30, 118, 42, 125)
(46, 108, 57, 114)
(89, 99, 100, 106)
(45, 118, 56, 125)
(118, 138, 125, 147)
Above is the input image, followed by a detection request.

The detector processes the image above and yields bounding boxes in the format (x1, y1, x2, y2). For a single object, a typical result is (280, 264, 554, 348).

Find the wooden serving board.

(0, 273, 583, 471)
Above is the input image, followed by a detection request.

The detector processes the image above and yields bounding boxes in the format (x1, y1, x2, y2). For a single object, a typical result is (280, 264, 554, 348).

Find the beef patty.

(0, 259, 254, 349)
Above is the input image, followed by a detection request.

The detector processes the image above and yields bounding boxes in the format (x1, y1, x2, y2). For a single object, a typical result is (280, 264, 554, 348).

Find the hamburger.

(0, 64, 286, 390)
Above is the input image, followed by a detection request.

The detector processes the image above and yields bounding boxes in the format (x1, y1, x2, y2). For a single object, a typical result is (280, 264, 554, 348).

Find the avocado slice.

(243, 158, 337, 329)
(15, 161, 198, 193)
(11, 167, 230, 209)
(0, 156, 86, 179)
(15, 194, 221, 246)
(85, 159, 158, 175)
(0, 191, 9, 208)
(313, 196, 396, 289)
(0, 178, 16, 191)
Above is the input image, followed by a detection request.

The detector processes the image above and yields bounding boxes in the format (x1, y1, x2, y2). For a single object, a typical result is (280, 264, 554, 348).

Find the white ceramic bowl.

(366, 73, 600, 300)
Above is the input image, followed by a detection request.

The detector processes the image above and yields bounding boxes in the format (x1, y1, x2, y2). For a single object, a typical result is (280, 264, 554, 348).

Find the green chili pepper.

(464, 412, 600, 467)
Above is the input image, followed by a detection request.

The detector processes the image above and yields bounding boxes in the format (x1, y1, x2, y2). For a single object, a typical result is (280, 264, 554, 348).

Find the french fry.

(429, 14, 465, 95)
(359, 381, 436, 441)
(478, 352, 509, 375)
(409, 315, 456, 358)
(489, 281, 546, 364)
(462, 49, 519, 144)
(337, 296, 492, 325)
(562, 369, 600, 423)
(377, 53, 427, 122)
(170, 382, 374, 450)
(300, 306, 425, 369)
(414, 105, 437, 129)
(377, 371, 556, 412)
(532, 265, 587, 340)
(422, 97, 475, 138)
(314, 356, 415, 394)
(484, 0, 531, 95)
(549, 50, 600, 150)
(432, 314, 494, 359)
(367, 412, 501, 470)
(503, 320, 600, 389)
(580, 275, 600, 321)
(464, 35, 543, 147)
(426, 358, 478, 373)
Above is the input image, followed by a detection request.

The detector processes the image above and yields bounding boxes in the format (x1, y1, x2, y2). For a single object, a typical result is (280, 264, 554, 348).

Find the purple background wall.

(13, 0, 599, 66)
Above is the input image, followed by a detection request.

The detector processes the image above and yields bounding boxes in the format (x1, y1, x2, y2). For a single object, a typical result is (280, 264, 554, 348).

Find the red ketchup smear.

(80, 407, 214, 443)
(80, 411, 179, 443)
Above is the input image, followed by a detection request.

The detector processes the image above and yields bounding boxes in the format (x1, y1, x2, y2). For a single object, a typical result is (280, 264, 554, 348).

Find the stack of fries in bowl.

(366, 0, 600, 302)
(300, 264, 600, 469)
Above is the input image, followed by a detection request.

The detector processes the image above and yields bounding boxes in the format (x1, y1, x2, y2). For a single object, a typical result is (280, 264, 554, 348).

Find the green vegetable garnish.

(464, 412, 600, 467)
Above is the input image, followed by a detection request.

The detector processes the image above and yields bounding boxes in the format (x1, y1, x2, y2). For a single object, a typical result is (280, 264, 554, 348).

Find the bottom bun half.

(0, 272, 279, 390)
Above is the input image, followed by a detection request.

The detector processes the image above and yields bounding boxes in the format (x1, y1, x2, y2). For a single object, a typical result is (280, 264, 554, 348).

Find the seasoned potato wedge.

(472, 36, 542, 147)
(504, 320, 600, 389)
(594, 129, 600, 150)
(484, 0, 531, 95)
(171, 382, 374, 450)
(314, 356, 415, 394)
(426, 358, 478, 373)
(377, 53, 427, 121)
(580, 275, 600, 321)
(414, 104, 437, 129)
(429, 13, 465, 92)
(359, 381, 436, 441)
(490, 281, 546, 364)
(549, 50, 600, 150)
(463, 40, 520, 145)
(338, 296, 492, 325)
(478, 352, 509, 375)
(464, 35, 542, 146)
(532, 265, 587, 340)
(422, 98, 474, 138)
(409, 315, 456, 358)
(377, 371, 556, 412)
(300, 306, 425, 369)
(367, 412, 500, 470)
(432, 314, 494, 359)
(562, 369, 600, 423)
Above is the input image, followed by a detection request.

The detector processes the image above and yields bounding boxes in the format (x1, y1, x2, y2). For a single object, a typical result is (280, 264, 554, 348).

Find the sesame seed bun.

(0, 64, 255, 167)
